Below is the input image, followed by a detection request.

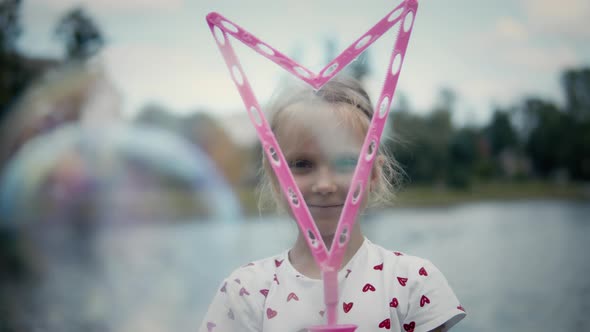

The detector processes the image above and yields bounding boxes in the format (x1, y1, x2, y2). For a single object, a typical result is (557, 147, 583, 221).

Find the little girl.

(199, 76, 466, 332)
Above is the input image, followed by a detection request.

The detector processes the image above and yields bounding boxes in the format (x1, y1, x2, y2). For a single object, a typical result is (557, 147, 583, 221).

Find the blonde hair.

(257, 75, 402, 214)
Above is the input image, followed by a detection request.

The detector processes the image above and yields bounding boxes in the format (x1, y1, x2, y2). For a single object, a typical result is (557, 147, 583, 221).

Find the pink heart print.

(419, 267, 428, 276)
(266, 308, 277, 319)
(275, 259, 283, 267)
(397, 277, 408, 286)
(374, 263, 384, 270)
(260, 289, 269, 297)
(220, 282, 227, 293)
(287, 292, 299, 302)
(389, 297, 398, 308)
(403, 321, 415, 332)
(206, 322, 216, 332)
(379, 318, 391, 329)
(420, 295, 430, 307)
(393, 251, 404, 256)
(343, 302, 354, 313)
(362, 283, 376, 292)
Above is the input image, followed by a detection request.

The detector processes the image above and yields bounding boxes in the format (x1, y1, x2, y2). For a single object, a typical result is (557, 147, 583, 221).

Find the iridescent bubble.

(0, 123, 241, 331)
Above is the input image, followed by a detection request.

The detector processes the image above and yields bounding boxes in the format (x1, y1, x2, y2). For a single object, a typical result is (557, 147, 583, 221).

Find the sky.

(17, 0, 590, 126)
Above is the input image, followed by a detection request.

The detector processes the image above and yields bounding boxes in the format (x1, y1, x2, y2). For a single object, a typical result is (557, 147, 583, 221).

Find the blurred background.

(0, 0, 589, 331)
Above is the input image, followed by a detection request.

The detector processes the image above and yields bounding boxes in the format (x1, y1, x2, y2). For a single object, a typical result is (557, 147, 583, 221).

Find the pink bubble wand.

(206, 1, 418, 330)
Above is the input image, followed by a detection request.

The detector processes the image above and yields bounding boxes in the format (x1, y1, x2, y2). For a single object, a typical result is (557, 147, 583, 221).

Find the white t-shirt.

(199, 238, 466, 332)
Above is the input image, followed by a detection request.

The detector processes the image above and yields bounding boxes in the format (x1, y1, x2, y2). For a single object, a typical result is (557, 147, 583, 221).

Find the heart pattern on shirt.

(403, 321, 415, 332)
(343, 301, 353, 313)
(393, 251, 403, 256)
(260, 289, 269, 297)
(273, 274, 280, 285)
(378, 318, 391, 329)
(373, 263, 383, 270)
(206, 322, 216, 332)
(287, 292, 299, 302)
(275, 259, 283, 267)
(419, 267, 428, 276)
(420, 295, 430, 307)
(458, 305, 466, 312)
(397, 277, 408, 286)
(239, 287, 250, 296)
(362, 283, 376, 292)
(389, 297, 398, 308)
(266, 308, 277, 319)
(220, 282, 227, 293)
(345, 269, 352, 278)
(234, 278, 241, 284)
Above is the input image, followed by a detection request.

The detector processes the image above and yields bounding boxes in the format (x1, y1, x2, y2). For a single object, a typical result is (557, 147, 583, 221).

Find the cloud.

(520, 0, 590, 38)
(494, 17, 529, 42)
(34, 0, 185, 13)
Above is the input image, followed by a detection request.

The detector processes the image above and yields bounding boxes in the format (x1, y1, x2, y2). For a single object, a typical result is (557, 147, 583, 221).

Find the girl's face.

(273, 101, 376, 237)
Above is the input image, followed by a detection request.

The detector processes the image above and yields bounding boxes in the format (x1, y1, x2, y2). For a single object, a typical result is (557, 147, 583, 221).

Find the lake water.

(7, 200, 590, 331)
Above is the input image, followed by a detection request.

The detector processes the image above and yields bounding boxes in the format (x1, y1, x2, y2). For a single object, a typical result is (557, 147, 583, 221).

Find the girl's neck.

(289, 224, 364, 280)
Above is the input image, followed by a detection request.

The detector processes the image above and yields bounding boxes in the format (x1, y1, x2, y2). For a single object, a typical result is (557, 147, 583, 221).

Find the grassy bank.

(236, 181, 590, 215)
(393, 181, 590, 208)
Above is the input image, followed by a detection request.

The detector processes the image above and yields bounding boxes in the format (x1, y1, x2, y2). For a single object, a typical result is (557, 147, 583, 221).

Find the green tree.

(523, 98, 573, 177)
(562, 67, 590, 121)
(0, 0, 21, 53)
(485, 109, 518, 156)
(54, 7, 104, 61)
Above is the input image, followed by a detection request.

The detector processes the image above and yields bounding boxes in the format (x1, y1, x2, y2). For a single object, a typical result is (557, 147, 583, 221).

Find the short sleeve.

(403, 260, 466, 332)
(198, 268, 266, 332)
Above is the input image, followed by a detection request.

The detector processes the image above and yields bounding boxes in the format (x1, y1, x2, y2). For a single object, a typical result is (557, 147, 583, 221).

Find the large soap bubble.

(0, 123, 241, 331)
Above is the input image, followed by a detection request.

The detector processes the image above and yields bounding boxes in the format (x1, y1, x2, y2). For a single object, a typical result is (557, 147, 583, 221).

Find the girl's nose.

(311, 167, 338, 195)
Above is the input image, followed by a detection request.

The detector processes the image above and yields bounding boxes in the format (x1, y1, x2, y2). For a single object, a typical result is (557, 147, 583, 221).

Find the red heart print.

(273, 274, 280, 285)
(319, 310, 325, 317)
(389, 297, 398, 308)
(287, 292, 299, 302)
(419, 267, 428, 276)
(362, 283, 376, 292)
(206, 322, 216, 332)
(403, 321, 415, 332)
(275, 259, 283, 267)
(220, 282, 227, 293)
(373, 263, 383, 270)
(393, 251, 403, 256)
(266, 308, 277, 319)
(420, 295, 430, 307)
(260, 289, 269, 297)
(228, 309, 234, 320)
(239, 287, 250, 296)
(378, 318, 391, 329)
(397, 277, 408, 286)
(458, 305, 466, 312)
(343, 302, 353, 313)
(234, 278, 241, 284)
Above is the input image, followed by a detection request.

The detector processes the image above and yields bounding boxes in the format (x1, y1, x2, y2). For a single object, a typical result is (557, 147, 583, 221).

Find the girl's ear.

(370, 155, 385, 192)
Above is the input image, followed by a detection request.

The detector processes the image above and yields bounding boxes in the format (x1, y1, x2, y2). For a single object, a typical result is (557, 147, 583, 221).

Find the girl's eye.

(333, 157, 358, 172)
(288, 159, 313, 171)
